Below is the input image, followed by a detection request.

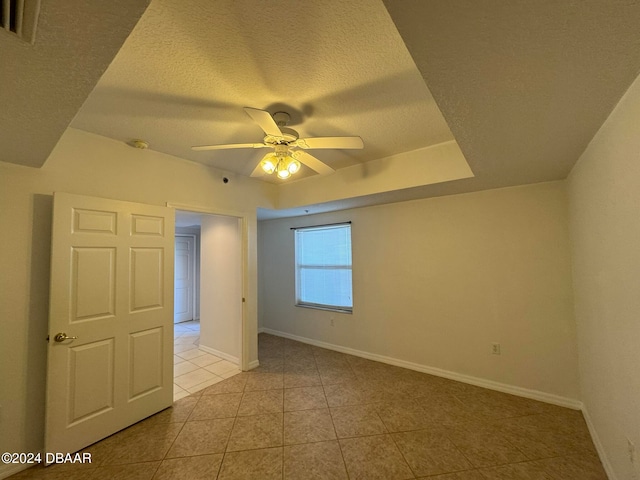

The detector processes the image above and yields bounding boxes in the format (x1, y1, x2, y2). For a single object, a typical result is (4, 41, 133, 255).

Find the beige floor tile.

(218, 447, 283, 480)
(244, 371, 285, 391)
(284, 408, 337, 445)
(188, 352, 223, 367)
(165, 418, 234, 457)
(175, 348, 207, 360)
(189, 392, 242, 420)
(185, 376, 224, 394)
(204, 360, 239, 376)
(284, 441, 348, 480)
(323, 382, 367, 407)
(375, 398, 431, 432)
(284, 370, 322, 388)
(479, 460, 556, 479)
(339, 434, 414, 480)
(392, 429, 473, 477)
(238, 389, 284, 416)
(444, 422, 528, 468)
(174, 360, 200, 377)
(226, 413, 283, 451)
(420, 471, 486, 480)
(319, 367, 357, 386)
(99, 423, 183, 465)
(202, 373, 248, 395)
(15, 332, 605, 480)
(175, 334, 200, 345)
(174, 369, 218, 390)
(153, 454, 223, 480)
(284, 386, 328, 411)
(90, 461, 160, 480)
(143, 396, 198, 425)
(220, 368, 243, 379)
(330, 404, 387, 438)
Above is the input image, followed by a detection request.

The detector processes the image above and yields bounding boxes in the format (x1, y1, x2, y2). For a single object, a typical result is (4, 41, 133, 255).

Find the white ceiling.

(0, 0, 149, 167)
(70, 0, 453, 182)
(3, 0, 640, 216)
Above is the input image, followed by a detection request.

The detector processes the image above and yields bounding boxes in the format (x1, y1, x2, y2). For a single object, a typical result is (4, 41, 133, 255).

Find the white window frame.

(294, 223, 353, 313)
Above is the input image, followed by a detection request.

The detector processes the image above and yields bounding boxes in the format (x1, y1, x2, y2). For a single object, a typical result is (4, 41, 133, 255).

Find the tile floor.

(10, 333, 607, 479)
(173, 321, 242, 401)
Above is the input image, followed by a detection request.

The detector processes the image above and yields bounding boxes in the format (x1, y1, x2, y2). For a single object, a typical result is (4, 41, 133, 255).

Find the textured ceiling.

(71, 0, 453, 182)
(3, 0, 640, 217)
(0, 0, 150, 167)
(383, 0, 640, 193)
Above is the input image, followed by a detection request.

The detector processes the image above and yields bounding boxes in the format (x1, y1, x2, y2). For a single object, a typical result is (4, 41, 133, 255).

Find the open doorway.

(172, 209, 244, 401)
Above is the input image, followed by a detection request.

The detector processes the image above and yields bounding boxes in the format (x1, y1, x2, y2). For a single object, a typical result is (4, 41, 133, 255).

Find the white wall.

(199, 215, 242, 362)
(0, 128, 275, 475)
(259, 181, 580, 402)
(568, 73, 640, 480)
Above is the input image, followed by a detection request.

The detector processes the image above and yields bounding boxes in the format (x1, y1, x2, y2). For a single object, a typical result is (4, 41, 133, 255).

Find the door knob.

(54, 332, 78, 342)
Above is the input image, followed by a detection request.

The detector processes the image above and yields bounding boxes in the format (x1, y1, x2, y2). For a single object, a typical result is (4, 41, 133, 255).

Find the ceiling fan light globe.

(261, 158, 276, 174)
(276, 167, 291, 179)
(287, 158, 301, 174)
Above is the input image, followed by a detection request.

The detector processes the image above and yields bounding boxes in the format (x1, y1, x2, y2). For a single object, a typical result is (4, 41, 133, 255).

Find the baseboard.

(260, 327, 582, 410)
(197, 344, 239, 365)
(258, 327, 266, 334)
(247, 359, 260, 370)
(0, 462, 31, 479)
(581, 407, 617, 480)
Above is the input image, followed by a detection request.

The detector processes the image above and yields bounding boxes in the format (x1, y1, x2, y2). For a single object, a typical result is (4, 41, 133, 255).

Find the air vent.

(1, 0, 41, 44)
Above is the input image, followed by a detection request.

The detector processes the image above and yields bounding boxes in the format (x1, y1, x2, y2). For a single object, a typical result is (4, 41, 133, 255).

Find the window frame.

(294, 223, 353, 314)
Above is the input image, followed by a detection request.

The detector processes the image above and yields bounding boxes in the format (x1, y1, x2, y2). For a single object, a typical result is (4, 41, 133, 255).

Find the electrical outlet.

(491, 343, 501, 355)
(330, 317, 335, 327)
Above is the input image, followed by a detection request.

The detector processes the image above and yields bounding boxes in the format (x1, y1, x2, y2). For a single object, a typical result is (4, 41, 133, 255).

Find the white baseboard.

(197, 344, 239, 365)
(247, 359, 260, 370)
(581, 407, 616, 480)
(258, 327, 266, 334)
(260, 327, 582, 410)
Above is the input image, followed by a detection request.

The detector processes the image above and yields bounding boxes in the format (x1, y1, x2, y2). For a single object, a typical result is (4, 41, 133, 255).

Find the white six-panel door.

(45, 193, 174, 456)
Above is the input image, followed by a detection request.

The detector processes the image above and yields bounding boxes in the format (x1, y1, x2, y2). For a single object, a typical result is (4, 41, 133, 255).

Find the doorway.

(172, 209, 245, 400)
(174, 234, 196, 324)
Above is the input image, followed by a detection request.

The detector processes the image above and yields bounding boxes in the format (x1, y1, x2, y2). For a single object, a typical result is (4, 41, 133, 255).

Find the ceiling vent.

(1, 0, 41, 44)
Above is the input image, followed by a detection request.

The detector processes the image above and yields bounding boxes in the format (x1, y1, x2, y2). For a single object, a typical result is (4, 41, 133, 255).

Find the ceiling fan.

(192, 107, 364, 179)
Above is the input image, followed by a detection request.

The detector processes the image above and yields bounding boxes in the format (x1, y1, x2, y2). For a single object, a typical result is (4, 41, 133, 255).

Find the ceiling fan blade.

(292, 150, 335, 175)
(244, 107, 283, 137)
(296, 136, 364, 150)
(191, 143, 267, 151)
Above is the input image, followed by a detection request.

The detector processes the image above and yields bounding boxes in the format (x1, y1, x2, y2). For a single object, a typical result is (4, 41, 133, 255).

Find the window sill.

(295, 303, 353, 314)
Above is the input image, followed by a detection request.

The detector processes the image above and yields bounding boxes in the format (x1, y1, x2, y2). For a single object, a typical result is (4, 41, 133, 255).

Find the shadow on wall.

(26, 194, 53, 450)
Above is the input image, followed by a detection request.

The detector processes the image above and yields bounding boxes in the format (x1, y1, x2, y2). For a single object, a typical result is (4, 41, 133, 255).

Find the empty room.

(1, 1, 639, 479)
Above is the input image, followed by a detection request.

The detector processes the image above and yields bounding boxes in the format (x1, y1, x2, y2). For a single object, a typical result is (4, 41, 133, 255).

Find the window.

(294, 223, 352, 312)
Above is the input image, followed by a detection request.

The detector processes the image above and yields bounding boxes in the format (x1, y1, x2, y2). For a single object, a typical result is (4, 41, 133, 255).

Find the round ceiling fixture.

(128, 139, 149, 149)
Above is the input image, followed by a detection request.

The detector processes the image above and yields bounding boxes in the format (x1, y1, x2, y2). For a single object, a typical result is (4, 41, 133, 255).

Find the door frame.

(174, 234, 197, 324)
(169, 202, 248, 371)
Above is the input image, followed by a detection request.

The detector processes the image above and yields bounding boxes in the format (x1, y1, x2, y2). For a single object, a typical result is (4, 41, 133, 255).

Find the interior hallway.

(9, 333, 606, 479)
(173, 321, 242, 401)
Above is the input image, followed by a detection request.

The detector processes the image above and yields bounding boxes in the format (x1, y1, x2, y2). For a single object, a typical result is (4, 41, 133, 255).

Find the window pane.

(295, 224, 352, 311)
(299, 268, 352, 308)
(297, 226, 351, 266)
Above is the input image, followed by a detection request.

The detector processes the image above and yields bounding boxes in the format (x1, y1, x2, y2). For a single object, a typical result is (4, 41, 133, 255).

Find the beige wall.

(259, 181, 580, 402)
(199, 215, 242, 362)
(0, 128, 275, 466)
(568, 73, 640, 480)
